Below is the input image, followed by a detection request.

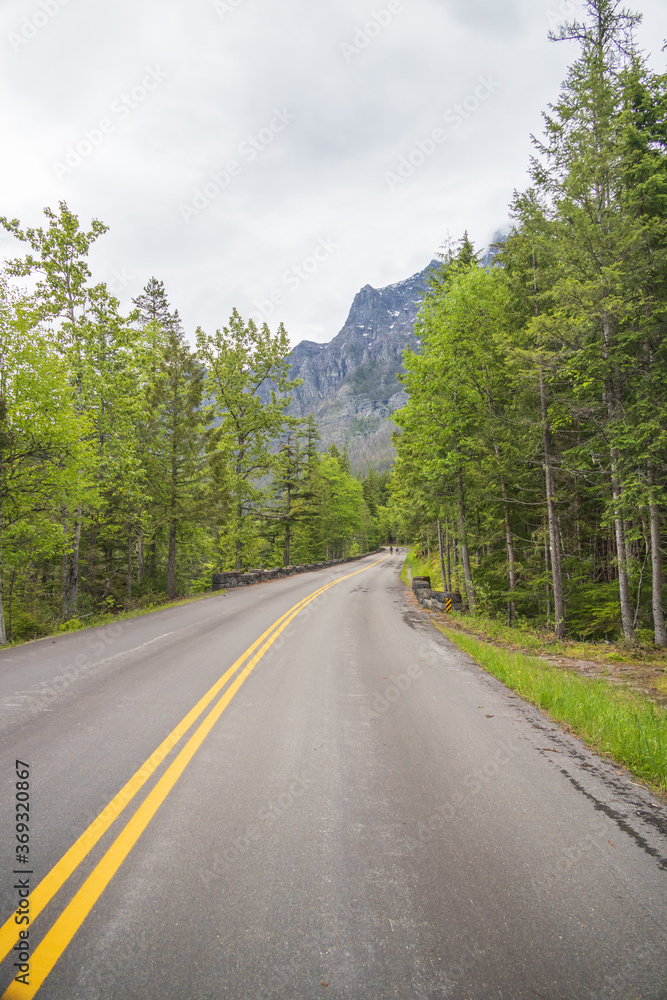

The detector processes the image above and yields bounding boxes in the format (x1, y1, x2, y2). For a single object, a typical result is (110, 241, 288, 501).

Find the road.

(0, 552, 665, 999)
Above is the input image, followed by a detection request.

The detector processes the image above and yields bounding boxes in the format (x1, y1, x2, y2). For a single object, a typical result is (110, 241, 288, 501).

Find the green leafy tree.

(0, 202, 107, 616)
(197, 310, 299, 571)
(313, 452, 366, 559)
(267, 420, 322, 567)
(0, 275, 91, 639)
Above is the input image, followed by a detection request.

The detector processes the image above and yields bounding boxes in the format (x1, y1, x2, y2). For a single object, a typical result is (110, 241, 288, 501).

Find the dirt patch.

(539, 655, 667, 707)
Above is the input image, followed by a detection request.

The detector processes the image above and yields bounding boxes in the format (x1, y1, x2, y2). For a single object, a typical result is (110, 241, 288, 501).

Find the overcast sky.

(1, 0, 666, 346)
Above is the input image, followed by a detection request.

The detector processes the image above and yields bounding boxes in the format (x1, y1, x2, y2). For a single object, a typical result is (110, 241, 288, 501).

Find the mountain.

(274, 260, 441, 474)
(481, 228, 509, 268)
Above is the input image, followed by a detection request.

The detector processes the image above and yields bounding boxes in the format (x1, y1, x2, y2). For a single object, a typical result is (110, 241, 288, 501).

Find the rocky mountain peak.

(272, 260, 440, 472)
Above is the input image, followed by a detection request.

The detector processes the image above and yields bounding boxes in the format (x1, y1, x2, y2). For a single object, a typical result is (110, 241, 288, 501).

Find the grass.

(400, 548, 420, 587)
(401, 547, 667, 794)
(403, 549, 667, 668)
(438, 625, 667, 795)
(0, 590, 226, 649)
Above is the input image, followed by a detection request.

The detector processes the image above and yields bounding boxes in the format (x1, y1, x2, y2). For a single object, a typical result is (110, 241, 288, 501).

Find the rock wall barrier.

(411, 576, 464, 613)
(212, 551, 384, 591)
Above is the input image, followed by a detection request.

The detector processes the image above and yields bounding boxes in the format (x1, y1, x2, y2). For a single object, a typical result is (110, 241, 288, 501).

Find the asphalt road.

(0, 552, 665, 999)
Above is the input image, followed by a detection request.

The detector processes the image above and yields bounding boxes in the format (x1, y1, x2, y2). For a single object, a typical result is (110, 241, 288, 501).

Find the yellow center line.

(0, 564, 371, 962)
(1, 556, 387, 999)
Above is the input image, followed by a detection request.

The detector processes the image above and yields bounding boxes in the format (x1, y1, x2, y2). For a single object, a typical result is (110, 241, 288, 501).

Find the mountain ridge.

(273, 259, 441, 473)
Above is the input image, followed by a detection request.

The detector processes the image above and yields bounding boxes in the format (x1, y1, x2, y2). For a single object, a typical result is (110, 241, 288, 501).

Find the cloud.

(1, 0, 666, 346)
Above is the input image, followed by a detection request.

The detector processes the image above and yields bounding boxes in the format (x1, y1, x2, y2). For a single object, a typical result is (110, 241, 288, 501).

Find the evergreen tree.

(149, 323, 209, 598)
(196, 310, 299, 571)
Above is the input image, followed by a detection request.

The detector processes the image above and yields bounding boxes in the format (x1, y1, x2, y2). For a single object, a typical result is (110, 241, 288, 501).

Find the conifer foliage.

(391, 1, 667, 645)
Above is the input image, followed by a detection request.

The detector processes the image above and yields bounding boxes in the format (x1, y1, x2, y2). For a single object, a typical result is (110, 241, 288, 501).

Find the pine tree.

(196, 310, 299, 571)
(149, 322, 209, 598)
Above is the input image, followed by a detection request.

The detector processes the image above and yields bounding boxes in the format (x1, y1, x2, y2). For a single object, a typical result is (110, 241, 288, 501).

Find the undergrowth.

(439, 626, 667, 795)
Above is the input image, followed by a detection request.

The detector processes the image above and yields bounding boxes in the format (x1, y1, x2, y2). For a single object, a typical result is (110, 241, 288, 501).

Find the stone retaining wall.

(411, 575, 464, 613)
(212, 551, 384, 591)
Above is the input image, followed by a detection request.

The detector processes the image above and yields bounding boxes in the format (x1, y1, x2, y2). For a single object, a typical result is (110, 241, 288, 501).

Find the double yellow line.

(0, 556, 386, 999)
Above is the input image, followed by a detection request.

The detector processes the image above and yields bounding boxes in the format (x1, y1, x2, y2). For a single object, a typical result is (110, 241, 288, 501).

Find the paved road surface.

(0, 553, 665, 999)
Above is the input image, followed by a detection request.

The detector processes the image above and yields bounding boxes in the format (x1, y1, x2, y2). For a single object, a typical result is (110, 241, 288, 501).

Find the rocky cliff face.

(274, 260, 440, 472)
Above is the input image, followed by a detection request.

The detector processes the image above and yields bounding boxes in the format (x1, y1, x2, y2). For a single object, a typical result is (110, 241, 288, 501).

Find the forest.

(390, 2, 667, 647)
(1, 1, 665, 651)
(0, 220, 392, 643)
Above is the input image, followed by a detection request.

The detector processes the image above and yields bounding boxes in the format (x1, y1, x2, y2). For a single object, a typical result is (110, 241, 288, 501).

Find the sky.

(1, 0, 666, 347)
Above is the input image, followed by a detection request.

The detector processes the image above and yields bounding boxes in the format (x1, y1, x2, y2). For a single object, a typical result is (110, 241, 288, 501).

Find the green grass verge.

(404, 547, 667, 666)
(439, 625, 667, 795)
(1, 590, 226, 649)
(400, 550, 414, 587)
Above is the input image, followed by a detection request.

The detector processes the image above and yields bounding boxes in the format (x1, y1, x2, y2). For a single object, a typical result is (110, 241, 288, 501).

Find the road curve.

(0, 553, 665, 999)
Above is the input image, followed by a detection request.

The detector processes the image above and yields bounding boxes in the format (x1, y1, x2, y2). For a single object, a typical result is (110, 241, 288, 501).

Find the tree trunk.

(437, 519, 447, 592)
(445, 518, 452, 592)
(0, 510, 5, 645)
(504, 505, 517, 621)
(148, 535, 157, 576)
(167, 520, 177, 599)
(610, 462, 634, 642)
(235, 508, 243, 573)
(167, 372, 179, 600)
(457, 469, 475, 612)
(64, 508, 82, 618)
(86, 519, 99, 592)
(137, 523, 145, 583)
(540, 363, 565, 639)
(63, 370, 84, 618)
(648, 466, 667, 647)
(284, 482, 292, 567)
(602, 311, 633, 643)
(127, 527, 133, 600)
(61, 511, 69, 617)
(235, 445, 245, 573)
(493, 442, 517, 621)
(544, 530, 551, 627)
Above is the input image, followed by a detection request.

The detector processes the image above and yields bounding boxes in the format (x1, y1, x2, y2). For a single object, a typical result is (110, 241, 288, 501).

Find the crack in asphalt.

(559, 769, 667, 871)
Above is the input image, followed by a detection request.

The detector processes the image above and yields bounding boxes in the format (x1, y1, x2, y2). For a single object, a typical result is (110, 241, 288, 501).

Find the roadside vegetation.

(390, 2, 667, 651)
(441, 627, 667, 795)
(0, 215, 396, 644)
(404, 548, 667, 795)
(405, 550, 667, 673)
(0, 589, 227, 650)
